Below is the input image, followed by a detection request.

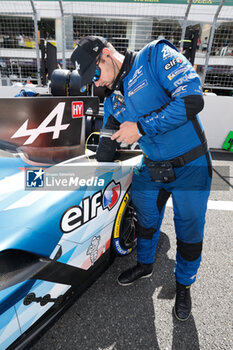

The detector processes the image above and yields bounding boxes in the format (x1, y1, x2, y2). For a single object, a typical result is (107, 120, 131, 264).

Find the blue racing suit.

(96, 40, 212, 286)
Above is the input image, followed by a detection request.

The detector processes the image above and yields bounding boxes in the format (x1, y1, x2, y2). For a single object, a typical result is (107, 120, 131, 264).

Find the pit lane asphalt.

(31, 152, 233, 350)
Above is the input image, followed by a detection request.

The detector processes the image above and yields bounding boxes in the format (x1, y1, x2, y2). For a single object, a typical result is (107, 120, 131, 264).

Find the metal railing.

(0, 0, 233, 92)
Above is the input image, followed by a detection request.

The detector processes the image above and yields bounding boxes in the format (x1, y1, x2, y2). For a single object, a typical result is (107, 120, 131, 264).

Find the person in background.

(71, 36, 212, 321)
(197, 36, 201, 51)
(202, 37, 208, 52)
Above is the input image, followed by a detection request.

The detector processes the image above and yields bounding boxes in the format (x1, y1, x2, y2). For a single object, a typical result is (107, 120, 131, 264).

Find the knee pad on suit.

(136, 222, 156, 240)
(177, 238, 203, 261)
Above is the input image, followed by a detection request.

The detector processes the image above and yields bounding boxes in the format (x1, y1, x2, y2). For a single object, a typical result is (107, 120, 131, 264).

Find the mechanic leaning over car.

(71, 36, 212, 321)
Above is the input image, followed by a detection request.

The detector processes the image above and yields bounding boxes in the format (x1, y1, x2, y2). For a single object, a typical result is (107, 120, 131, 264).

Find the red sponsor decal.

(109, 184, 120, 209)
(72, 101, 83, 118)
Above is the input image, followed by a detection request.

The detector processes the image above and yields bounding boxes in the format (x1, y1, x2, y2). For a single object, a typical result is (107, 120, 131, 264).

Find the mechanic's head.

(70, 36, 124, 91)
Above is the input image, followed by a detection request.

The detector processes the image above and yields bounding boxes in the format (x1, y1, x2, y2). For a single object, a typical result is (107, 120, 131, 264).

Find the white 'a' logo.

(75, 61, 80, 71)
(11, 102, 70, 145)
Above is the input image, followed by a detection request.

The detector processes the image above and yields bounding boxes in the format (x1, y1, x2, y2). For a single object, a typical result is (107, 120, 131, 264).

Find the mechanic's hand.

(111, 121, 141, 144)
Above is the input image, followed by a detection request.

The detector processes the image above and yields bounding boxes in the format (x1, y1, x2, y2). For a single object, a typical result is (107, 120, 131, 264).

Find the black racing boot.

(117, 262, 153, 286)
(174, 282, 192, 321)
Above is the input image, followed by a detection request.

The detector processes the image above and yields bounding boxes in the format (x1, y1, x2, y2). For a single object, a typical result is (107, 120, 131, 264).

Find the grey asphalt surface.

(31, 153, 233, 350)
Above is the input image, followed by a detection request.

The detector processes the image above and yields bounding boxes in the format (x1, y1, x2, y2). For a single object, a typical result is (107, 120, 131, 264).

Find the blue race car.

(0, 95, 141, 349)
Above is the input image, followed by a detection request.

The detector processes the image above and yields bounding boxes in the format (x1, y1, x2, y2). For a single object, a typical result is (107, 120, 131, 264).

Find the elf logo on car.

(11, 102, 69, 145)
(60, 180, 121, 233)
(103, 181, 121, 210)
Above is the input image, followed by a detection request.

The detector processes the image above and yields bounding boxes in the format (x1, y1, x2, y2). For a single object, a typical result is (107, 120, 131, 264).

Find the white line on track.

(166, 198, 233, 211)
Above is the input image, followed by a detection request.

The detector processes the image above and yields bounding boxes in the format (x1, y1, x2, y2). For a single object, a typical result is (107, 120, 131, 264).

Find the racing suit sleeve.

(137, 43, 204, 138)
(96, 100, 120, 162)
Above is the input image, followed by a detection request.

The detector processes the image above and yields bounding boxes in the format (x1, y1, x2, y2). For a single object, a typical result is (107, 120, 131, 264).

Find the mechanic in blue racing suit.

(71, 36, 212, 321)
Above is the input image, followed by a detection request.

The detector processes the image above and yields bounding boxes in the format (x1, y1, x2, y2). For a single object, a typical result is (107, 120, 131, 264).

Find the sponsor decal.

(193, 0, 212, 4)
(87, 236, 101, 265)
(128, 79, 148, 97)
(114, 106, 126, 117)
(164, 57, 183, 70)
(113, 192, 133, 256)
(162, 46, 175, 60)
(113, 192, 129, 240)
(168, 67, 187, 81)
(113, 93, 125, 110)
(72, 101, 83, 118)
(103, 181, 121, 210)
(60, 180, 121, 233)
(172, 85, 188, 97)
(173, 73, 197, 87)
(26, 168, 44, 188)
(114, 239, 129, 255)
(23, 292, 63, 307)
(115, 94, 125, 104)
(128, 65, 143, 88)
(11, 102, 69, 145)
(165, 59, 177, 70)
(194, 85, 203, 94)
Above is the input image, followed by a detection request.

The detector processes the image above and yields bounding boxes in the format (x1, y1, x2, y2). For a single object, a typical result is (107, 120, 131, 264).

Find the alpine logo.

(60, 180, 121, 233)
(11, 102, 70, 145)
(75, 61, 80, 71)
(162, 46, 175, 60)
